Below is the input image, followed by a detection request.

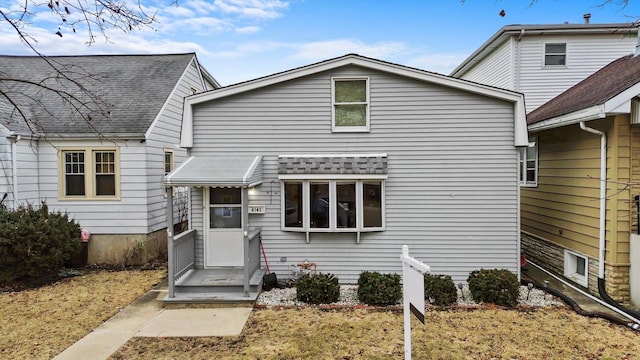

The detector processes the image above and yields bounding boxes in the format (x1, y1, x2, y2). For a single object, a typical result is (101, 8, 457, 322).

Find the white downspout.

(579, 121, 606, 278)
(11, 136, 19, 209)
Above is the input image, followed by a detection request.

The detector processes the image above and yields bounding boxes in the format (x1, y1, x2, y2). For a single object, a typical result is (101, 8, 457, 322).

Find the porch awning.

(164, 155, 263, 187)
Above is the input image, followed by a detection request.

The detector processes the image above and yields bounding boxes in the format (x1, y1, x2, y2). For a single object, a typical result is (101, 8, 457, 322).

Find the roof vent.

(583, 13, 591, 24)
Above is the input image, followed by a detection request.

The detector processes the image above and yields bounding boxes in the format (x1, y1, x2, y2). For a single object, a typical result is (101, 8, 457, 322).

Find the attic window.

(544, 43, 566, 66)
(332, 77, 369, 132)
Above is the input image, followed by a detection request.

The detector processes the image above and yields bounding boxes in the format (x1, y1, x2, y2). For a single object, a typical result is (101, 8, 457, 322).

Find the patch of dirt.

(0, 268, 166, 359)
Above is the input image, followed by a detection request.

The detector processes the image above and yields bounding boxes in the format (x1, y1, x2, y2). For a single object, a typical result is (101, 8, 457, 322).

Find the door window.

(210, 187, 242, 228)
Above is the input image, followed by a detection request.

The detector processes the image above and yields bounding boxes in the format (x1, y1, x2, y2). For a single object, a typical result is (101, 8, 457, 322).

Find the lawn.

(1, 268, 638, 359)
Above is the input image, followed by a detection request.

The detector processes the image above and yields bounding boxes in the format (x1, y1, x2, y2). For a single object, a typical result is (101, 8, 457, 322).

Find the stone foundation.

(521, 232, 630, 303)
(87, 228, 168, 266)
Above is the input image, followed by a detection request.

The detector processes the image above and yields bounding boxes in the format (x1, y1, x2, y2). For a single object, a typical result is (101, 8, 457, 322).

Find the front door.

(206, 187, 243, 267)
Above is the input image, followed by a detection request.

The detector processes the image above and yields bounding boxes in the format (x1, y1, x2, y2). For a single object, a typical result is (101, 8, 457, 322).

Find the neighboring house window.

(564, 250, 588, 287)
(332, 77, 370, 132)
(544, 43, 566, 66)
(164, 150, 174, 175)
(520, 136, 538, 186)
(281, 179, 384, 232)
(59, 148, 119, 199)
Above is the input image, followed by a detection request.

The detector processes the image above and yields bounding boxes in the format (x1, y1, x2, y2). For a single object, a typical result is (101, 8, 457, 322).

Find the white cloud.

(235, 25, 262, 34)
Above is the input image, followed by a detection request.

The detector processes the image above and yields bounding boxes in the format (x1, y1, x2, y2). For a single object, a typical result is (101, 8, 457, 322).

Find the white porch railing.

(168, 228, 196, 298)
(174, 229, 196, 280)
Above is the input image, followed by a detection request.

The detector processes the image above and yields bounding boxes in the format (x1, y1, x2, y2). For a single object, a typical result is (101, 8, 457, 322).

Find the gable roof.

(0, 53, 204, 137)
(181, 53, 528, 148)
(451, 22, 638, 78)
(528, 54, 640, 130)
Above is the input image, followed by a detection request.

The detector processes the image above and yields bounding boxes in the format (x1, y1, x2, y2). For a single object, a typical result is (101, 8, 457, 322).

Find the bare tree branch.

(0, 1, 160, 138)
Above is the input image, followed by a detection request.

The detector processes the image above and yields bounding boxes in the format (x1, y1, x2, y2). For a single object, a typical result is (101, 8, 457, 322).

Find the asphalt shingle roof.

(527, 53, 640, 125)
(0, 53, 195, 136)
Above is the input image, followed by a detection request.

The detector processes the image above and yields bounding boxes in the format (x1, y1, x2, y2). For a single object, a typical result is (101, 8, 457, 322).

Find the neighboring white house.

(163, 54, 528, 304)
(451, 20, 639, 113)
(0, 53, 218, 264)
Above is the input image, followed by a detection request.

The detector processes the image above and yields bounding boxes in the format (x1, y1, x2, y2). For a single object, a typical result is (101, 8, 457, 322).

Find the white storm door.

(206, 187, 244, 267)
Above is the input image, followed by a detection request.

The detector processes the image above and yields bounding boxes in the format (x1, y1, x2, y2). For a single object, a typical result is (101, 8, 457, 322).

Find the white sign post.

(401, 245, 430, 360)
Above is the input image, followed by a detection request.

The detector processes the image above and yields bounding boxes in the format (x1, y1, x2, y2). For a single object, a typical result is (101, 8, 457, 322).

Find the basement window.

(564, 250, 588, 287)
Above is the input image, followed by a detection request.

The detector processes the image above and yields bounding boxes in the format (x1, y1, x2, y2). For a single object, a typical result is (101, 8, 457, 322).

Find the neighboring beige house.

(452, 20, 640, 307)
(451, 20, 638, 112)
(0, 54, 218, 265)
(524, 53, 640, 307)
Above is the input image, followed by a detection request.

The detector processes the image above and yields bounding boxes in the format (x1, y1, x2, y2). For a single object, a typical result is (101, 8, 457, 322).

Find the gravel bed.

(256, 284, 563, 308)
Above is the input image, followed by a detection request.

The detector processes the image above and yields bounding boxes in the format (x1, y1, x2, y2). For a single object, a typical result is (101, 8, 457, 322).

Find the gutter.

(579, 121, 640, 320)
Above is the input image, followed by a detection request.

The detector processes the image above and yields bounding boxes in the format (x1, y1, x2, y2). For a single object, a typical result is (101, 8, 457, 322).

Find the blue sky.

(1, 0, 639, 85)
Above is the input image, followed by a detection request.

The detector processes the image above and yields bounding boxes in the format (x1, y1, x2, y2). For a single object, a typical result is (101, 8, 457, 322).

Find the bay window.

(281, 179, 384, 233)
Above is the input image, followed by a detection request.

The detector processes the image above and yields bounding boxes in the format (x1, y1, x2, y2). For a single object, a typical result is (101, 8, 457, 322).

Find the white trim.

(331, 76, 370, 132)
(278, 174, 388, 180)
(281, 179, 385, 236)
(279, 153, 387, 158)
(529, 104, 605, 131)
(603, 82, 640, 114)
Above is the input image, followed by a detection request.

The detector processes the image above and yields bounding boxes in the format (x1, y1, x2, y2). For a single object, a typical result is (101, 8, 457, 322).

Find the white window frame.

(279, 175, 385, 235)
(58, 147, 120, 200)
(331, 77, 370, 132)
(520, 136, 538, 187)
(544, 42, 567, 67)
(564, 249, 588, 287)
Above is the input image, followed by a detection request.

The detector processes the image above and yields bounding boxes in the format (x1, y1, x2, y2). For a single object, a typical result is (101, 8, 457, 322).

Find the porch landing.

(164, 268, 266, 308)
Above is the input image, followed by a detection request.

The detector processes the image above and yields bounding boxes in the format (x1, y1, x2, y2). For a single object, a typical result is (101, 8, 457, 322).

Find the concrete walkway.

(54, 283, 252, 360)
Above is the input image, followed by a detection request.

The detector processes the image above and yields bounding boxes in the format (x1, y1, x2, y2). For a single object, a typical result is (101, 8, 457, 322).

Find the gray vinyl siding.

(460, 38, 513, 90)
(14, 140, 40, 207)
(518, 33, 637, 112)
(190, 65, 519, 283)
(36, 140, 150, 234)
(145, 57, 203, 233)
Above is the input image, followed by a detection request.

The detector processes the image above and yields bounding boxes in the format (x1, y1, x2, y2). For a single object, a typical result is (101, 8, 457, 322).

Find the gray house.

(0, 53, 218, 264)
(164, 54, 528, 304)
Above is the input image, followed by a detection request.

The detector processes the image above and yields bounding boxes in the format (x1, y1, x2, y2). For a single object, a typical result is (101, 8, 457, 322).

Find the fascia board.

(528, 105, 605, 132)
(603, 82, 640, 114)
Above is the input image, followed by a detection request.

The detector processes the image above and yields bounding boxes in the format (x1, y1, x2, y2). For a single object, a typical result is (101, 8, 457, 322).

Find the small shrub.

(357, 271, 402, 306)
(0, 202, 81, 284)
(296, 272, 340, 304)
(424, 273, 458, 306)
(467, 269, 520, 307)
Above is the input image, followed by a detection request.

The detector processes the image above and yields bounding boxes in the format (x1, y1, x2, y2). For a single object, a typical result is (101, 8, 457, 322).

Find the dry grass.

(0, 268, 166, 359)
(2, 268, 638, 359)
(111, 307, 639, 359)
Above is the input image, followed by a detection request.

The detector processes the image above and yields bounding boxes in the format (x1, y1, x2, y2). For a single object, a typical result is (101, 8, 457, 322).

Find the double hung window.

(332, 77, 369, 132)
(60, 148, 119, 199)
(519, 136, 537, 186)
(544, 43, 566, 66)
(281, 179, 384, 232)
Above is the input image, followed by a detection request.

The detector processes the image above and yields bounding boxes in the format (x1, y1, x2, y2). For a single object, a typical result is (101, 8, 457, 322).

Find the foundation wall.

(87, 228, 168, 266)
(522, 232, 631, 303)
